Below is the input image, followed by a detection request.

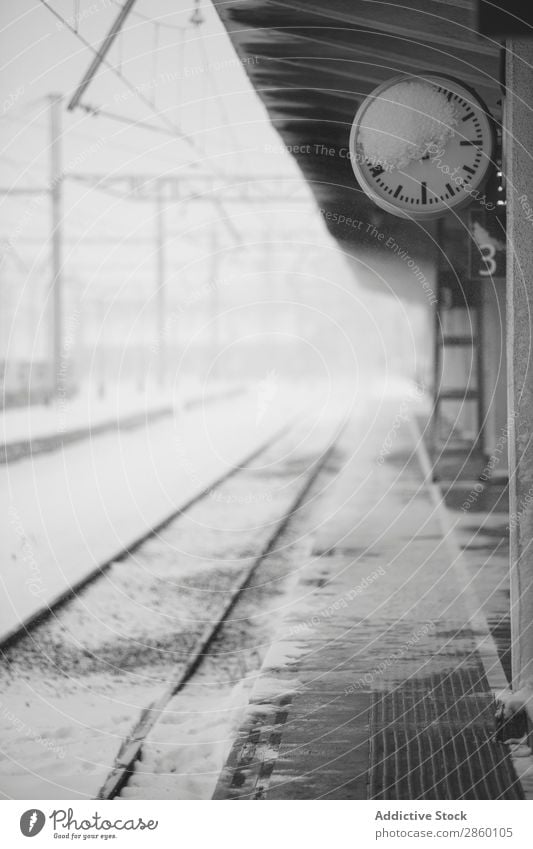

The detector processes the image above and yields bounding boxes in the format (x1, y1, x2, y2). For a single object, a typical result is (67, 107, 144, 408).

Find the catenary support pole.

(68, 0, 137, 111)
(505, 40, 533, 701)
(155, 186, 166, 387)
(49, 93, 63, 399)
(209, 220, 220, 376)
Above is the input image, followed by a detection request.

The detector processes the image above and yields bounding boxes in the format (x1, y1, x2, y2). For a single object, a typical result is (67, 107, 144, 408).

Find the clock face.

(349, 74, 494, 220)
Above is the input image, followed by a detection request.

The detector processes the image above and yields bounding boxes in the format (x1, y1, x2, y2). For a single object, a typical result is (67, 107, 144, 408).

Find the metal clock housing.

(349, 74, 495, 220)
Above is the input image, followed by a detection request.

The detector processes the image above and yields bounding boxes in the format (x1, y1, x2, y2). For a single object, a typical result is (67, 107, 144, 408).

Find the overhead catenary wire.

(37, 0, 196, 149)
(116, 22, 124, 74)
(37, 0, 233, 183)
(73, 0, 80, 34)
(109, 0, 188, 32)
(0, 96, 196, 173)
(67, 0, 138, 111)
(151, 22, 161, 109)
(75, 102, 193, 140)
(197, 28, 241, 157)
(1, 0, 259, 297)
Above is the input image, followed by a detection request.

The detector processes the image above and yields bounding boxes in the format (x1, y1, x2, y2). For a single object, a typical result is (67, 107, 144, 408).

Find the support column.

(505, 40, 533, 695)
(480, 277, 507, 469)
(209, 221, 220, 375)
(49, 93, 63, 398)
(155, 186, 166, 388)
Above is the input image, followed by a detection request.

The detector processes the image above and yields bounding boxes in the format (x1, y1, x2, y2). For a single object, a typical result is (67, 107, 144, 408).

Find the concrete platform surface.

(214, 395, 525, 800)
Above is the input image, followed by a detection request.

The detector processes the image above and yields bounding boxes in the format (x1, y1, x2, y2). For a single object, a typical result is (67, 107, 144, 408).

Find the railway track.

(0, 417, 296, 653)
(97, 419, 345, 799)
(0, 406, 347, 799)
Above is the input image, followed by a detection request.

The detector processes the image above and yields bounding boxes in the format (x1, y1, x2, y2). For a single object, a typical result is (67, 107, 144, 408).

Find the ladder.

(431, 231, 484, 460)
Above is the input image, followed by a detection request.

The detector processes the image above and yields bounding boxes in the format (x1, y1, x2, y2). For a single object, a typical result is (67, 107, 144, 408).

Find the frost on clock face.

(359, 81, 458, 172)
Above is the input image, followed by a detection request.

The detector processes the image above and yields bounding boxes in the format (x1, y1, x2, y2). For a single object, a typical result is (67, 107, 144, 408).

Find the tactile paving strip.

(213, 694, 293, 800)
(368, 669, 523, 800)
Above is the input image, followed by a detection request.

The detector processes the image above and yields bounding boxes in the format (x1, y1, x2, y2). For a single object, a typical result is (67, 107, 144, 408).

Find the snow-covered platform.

(0, 384, 242, 464)
(214, 396, 527, 800)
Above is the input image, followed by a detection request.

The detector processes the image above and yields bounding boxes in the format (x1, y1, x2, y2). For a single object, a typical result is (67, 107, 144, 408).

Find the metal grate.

(368, 669, 523, 800)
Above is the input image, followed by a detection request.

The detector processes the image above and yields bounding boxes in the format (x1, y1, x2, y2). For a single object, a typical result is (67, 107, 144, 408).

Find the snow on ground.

(120, 672, 257, 801)
(0, 408, 342, 799)
(0, 379, 241, 447)
(1, 383, 166, 447)
(121, 449, 332, 801)
(0, 381, 324, 644)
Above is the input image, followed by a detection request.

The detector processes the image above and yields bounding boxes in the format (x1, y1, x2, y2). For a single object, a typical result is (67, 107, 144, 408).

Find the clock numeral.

(463, 164, 476, 175)
(393, 185, 403, 198)
(460, 140, 481, 146)
(370, 165, 384, 178)
(421, 182, 427, 204)
(445, 183, 455, 196)
(462, 111, 475, 122)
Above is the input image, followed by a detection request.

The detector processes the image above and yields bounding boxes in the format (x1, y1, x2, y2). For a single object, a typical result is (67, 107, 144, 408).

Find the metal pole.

(209, 221, 220, 377)
(68, 0, 138, 111)
(505, 39, 533, 702)
(97, 298, 107, 398)
(49, 93, 63, 399)
(155, 187, 166, 387)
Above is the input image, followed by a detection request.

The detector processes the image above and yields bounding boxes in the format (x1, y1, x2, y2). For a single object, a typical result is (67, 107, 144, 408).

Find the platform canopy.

(213, 0, 501, 245)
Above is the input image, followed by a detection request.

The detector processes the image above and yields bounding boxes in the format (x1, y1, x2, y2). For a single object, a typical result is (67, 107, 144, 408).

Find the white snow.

(0, 379, 242, 447)
(0, 385, 311, 644)
(360, 81, 457, 170)
(0, 394, 340, 799)
(1, 384, 169, 447)
(121, 677, 256, 801)
(496, 687, 533, 723)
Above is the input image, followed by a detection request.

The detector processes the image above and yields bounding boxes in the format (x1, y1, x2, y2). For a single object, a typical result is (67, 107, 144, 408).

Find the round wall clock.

(349, 74, 495, 220)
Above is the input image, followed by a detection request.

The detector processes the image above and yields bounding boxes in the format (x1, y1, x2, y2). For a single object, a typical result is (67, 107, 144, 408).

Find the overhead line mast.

(67, 0, 138, 112)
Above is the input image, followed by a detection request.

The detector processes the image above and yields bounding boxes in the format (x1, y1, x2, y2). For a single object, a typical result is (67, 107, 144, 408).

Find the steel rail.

(0, 416, 297, 653)
(97, 422, 344, 799)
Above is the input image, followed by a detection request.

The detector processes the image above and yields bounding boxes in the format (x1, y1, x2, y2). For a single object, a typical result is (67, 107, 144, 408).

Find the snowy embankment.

(0, 386, 309, 646)
(0, 399, 342, 799)
(0, 382, 245, 463)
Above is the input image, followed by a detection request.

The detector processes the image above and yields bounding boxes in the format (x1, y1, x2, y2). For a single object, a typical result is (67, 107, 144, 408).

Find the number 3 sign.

(479, 242, 497, 276)
(468, 208, 506, 279)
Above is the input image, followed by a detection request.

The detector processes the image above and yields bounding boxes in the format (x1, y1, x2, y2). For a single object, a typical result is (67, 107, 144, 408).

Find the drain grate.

(368, 670, 523, 800)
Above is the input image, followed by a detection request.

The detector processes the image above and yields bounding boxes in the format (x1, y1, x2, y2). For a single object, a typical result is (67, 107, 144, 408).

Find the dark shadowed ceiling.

(213, 0, 501, 256)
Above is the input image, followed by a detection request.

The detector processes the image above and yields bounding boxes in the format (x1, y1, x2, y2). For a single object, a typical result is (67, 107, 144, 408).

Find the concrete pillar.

(481, 278, 507, 470)
(155, 188, 167, 388)
(505, 39, 533, 696)
(49, 94, 63, 399)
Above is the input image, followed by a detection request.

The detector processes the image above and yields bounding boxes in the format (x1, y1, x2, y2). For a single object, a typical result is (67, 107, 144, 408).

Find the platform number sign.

(349, 74, 494, 220)
(469, 208, 506, 279)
